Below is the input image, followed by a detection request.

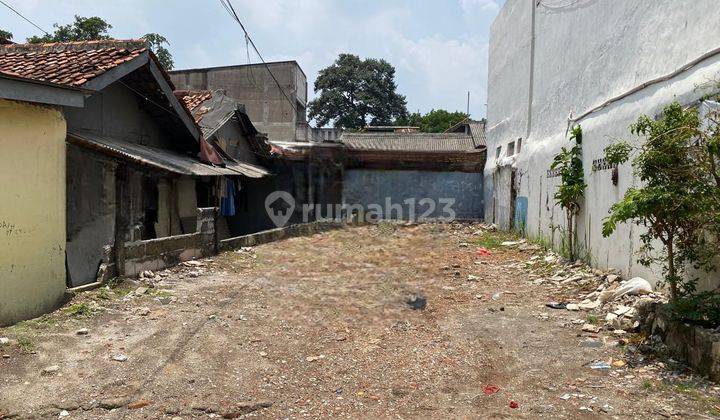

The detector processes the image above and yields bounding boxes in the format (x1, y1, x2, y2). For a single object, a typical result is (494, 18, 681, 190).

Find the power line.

(218, 0, 297, 114)
(219, 0, 327, 142)
(0, 0, 50, 36)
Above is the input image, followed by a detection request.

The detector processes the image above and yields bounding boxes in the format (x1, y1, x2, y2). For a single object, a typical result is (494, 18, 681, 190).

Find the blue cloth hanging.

(220, 178, 236, 216)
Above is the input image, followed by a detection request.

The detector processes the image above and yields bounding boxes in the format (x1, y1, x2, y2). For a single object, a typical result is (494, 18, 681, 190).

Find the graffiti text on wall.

(592, 158, 618, 172)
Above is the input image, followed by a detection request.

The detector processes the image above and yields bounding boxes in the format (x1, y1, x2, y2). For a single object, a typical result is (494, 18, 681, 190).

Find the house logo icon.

(265, 191, 295, 227)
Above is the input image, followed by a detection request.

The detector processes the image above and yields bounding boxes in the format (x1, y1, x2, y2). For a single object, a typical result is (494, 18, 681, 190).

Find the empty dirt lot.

(1, 223, 719, 419)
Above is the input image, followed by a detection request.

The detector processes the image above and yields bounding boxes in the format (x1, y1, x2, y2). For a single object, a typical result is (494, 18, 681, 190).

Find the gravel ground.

(1, 222, 719, 419)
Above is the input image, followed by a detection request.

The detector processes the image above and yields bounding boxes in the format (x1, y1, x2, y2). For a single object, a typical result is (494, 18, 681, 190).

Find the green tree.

(0, 29, 12, 42)
(142, 33, 173, 70)
(602, 102, 720, 300)
(309, 54, 408, 129)
(396, 109, 469, 133)
(28, 15, 112, 43)
(550, 125, 586, 261)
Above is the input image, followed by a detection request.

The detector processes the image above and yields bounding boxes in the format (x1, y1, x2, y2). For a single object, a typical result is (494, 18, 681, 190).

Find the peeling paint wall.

(0, 99, 66, 326)
(487, 0, 720, 287)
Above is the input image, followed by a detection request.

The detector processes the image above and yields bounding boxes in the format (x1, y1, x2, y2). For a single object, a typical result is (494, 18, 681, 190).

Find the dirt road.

(1, 223, 718, 419)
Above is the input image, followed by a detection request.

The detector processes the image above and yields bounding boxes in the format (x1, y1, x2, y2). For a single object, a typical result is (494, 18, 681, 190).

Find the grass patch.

(150, 289, 174, 298)
(97, 288, 111, 300)
(16, 337, 35, 353)
(473, 231, 520, 250)
(642, 379, 654, 391)
(65, 303, 93, 317)
(586, 314, 599, 325)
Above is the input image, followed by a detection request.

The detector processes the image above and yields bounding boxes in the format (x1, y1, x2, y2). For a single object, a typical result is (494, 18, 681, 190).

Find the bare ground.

(1, 223, 719, 419)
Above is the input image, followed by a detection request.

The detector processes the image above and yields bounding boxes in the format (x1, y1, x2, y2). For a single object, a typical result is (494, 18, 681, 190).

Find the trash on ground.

(483, 385, 500, 395)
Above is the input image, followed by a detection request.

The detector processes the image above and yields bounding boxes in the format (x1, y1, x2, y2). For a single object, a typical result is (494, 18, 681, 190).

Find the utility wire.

(0, 0, 50, 36)
(219, 0, 327, 142)
(119, 80, 183, 121)
(218, 0, 297, 114)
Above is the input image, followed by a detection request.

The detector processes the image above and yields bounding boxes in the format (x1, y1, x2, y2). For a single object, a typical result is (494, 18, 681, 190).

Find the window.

(496, 146, 502, 159)
(516, 138, 522, 154)
(507, 141, 515, 156)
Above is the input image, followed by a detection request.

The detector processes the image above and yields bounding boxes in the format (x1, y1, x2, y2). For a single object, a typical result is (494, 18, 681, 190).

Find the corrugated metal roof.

(467, 121, 487, 147)
(444, 118, 487, 147)
(340, 132, 478, 152)
(67, 130, 268, 178)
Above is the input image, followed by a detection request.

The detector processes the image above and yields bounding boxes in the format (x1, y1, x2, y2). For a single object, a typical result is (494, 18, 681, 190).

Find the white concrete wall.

(486, 0, 720, 287)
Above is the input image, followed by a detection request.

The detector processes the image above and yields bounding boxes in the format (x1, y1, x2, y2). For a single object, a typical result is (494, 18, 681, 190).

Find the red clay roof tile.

(0, 39, 147, 88)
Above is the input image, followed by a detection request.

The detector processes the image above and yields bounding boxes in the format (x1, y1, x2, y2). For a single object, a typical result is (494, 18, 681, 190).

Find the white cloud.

(459, 0, 500, 13)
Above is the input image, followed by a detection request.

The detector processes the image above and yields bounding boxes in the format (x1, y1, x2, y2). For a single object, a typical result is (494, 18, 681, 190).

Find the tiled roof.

(179, 90, 213, 112)
(341, 132, 479, 152)
(0, 39, 147, 87)
(176, 90, 213, 123)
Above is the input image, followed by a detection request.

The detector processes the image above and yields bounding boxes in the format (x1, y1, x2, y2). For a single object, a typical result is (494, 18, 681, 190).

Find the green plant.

(550, 125, 586, 261)
(97, 288, 111, 300)
(667, 291, 720, 327)
(586, 314, 599, 325)
(66, 303, 92, 317)
(16, 337, 35, 353)
(602, 102, 720, 301)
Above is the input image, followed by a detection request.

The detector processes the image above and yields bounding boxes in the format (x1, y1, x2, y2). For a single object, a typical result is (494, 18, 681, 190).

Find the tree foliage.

(396, 109, 469, 133)
(0, 29, 12, 42)
(602, 102, 720, 301)
(28, 15, 112, 43)
(550, 125, 586, 261)
(309, 54, 408, 129)
(142, 33, 174, 70)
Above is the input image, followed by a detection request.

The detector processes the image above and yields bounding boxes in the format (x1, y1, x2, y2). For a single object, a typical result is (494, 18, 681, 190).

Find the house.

(176, 89, 279, 236)
(169, 61, 309, 143)
(0, 71, 87, 326)
(0, 39, 248, 289)
(485, 0, 720, 287)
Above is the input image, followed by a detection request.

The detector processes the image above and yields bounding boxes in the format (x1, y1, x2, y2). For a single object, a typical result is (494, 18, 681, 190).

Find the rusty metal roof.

(68, 130, 268, 178)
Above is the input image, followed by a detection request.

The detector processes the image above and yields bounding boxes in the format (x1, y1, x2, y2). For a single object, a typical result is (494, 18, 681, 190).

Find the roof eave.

(0, 74, 90, 107)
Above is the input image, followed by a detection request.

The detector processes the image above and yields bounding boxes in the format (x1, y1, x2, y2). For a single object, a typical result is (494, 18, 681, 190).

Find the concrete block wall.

(122, 207, 217, 277)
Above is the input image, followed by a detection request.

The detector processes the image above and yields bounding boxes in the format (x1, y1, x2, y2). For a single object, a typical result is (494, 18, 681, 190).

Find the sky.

(1, 0, 503, 122)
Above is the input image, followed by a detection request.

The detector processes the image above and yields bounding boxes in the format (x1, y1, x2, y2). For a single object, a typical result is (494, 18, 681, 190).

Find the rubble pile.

(517, 246, 667, 334)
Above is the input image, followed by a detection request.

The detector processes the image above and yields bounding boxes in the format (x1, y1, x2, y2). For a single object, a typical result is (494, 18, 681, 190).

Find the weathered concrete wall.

(122, 207, 216, 277)
(487, 0, 720, 287)
(343, 169, 484, 220)
(170, 62, 307, 142)
(63, 82, 170, 148)
(219, 221, 343, 251)
(66, 145, 117, 287)
(215, 123, 260, 165)
(0, 99, 66, 326)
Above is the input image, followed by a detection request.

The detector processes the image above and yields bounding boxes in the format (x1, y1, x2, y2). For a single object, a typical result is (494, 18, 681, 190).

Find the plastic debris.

(477, 247, 492, 257)
(546, 302, 567, 310)
(483, 385, 500, 395)
(509, 401, 519, 409)
(607, 277, 652, 301)
(589, 361, 611, 370)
